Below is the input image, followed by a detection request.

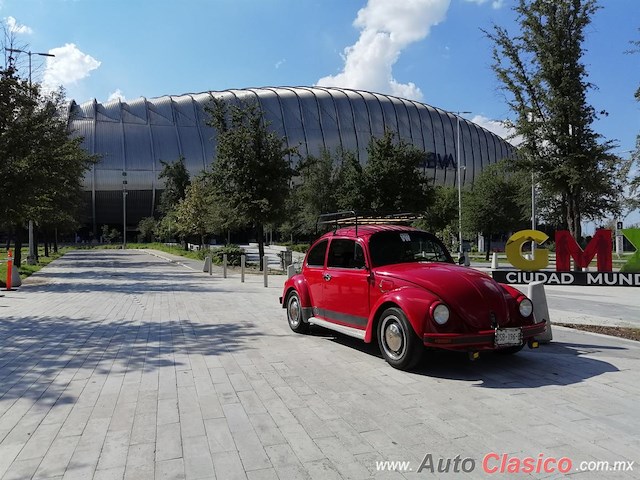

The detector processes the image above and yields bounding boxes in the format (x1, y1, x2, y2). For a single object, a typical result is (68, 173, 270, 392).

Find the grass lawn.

(555, 323, 640, 342)
(0, 247, 72, 287)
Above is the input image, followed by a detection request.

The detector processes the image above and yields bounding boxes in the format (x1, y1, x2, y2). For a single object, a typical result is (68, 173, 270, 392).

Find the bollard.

(223, 254, 227, 278)
(5, 249, 12, 291)
(209, 256, 213, 276)
(10, 264, 21, 288)
(203, 256, 211, 273)
(527, 280, 553, 343)
(263, 256, 268, 287)
(240, 255, 245, 283)
(491, 252, 498, 270)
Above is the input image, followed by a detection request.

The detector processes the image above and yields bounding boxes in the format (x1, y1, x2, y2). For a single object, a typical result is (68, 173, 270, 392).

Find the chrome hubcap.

(288, 296, 300, 327)
(381, 316, 405, 360)
(385, 323, 402, 352)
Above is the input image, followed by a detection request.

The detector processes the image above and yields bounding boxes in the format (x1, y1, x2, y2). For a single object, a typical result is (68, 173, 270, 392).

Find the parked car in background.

(280, 214, 545, 370)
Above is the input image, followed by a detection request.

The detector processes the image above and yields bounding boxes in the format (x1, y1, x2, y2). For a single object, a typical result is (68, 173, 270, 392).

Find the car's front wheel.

(377, 307, 422, 370)
(286, 291, 309, 334)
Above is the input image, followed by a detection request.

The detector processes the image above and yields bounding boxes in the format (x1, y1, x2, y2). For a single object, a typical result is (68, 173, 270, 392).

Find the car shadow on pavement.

(416, 345, 620, 388)
(318, 328, 621, 389)
(0, 315, 262, 405)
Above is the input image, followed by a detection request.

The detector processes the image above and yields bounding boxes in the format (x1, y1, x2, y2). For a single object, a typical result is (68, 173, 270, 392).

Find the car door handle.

(323, 274, 332, 281)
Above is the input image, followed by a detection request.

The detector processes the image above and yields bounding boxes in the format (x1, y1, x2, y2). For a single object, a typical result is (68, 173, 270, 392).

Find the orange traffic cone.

(5, 249, 13, 291)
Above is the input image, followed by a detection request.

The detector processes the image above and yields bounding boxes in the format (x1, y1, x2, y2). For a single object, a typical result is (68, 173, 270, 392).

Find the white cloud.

(317, 0, 450, 101)
(42, 43, 101, 92)
(471, 114, 523, 145)
(107, 89, 125, 102)
(6, 16, 32, 34)
(275, 58, 286, 69)
(464, 0, 505, 9)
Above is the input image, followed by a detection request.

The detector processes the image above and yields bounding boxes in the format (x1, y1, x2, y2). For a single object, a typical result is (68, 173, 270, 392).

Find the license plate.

(495, 328, 523, 347)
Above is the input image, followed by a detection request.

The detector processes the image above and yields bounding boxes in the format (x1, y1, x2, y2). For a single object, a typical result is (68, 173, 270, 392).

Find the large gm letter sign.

(492, 229, 640, 287)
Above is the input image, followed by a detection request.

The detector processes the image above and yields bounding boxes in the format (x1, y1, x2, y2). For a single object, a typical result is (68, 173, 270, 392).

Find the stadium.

(67, 86, 515, 234)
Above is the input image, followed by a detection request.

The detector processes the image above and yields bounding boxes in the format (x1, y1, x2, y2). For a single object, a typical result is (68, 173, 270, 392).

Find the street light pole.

(5, 48, 55, 87)
(531, 172, 537, 231)
(5, 48, 55, 265)
(455, 111, 471, 261)
(123, 172, 128, 249)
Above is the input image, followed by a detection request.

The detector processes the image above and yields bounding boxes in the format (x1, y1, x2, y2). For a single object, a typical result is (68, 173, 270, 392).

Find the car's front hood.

(375, 263, 512, 329)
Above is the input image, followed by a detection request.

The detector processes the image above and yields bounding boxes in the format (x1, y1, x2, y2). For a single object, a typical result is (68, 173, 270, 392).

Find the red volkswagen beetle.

(280, 220, 546, 370)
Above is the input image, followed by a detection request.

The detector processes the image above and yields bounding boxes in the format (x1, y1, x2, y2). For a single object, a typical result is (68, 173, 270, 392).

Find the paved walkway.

(0, 249, 638, 479)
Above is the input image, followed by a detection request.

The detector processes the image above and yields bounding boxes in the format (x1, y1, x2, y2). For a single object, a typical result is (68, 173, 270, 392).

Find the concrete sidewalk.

(0, 249, 638, 479)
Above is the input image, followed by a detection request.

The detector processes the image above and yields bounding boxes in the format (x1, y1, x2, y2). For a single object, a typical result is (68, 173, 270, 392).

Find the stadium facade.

(68, 86, 514, 233)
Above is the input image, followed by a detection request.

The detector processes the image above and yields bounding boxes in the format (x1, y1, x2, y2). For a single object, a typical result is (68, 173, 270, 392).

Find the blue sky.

(2, 0, 639, 226)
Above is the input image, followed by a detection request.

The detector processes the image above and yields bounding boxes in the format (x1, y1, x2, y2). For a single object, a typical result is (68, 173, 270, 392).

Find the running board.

(308, 317, 366, 340)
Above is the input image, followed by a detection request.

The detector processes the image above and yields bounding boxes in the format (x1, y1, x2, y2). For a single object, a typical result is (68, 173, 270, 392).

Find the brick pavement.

(0, 249, 638, 479)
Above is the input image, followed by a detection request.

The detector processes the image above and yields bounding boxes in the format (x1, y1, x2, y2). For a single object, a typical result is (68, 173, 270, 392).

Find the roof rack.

(316, 211, 419, 236)
(316, 211, 357, 235)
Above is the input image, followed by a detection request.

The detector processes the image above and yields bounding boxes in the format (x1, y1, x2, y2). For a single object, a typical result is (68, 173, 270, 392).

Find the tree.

(463, 160, 530, 259)
(285, 133, 434, 240)
(416, 186, 459, 248)
(206, 99, 295, 268)
(363, 131, 433, 213)
(174, 174, 213, 248)
(629, 136, 640, 211)
(155, 213, 180, 243)
(0, 60, 95, 265)
(137, 217, 157, 243)
(281, 149, 340, 239)
(158, 156, 190, 215)
(31, 90, 95, 252)
(627, 30, 640, 209)
(334, 149, 368, 212)
(485, 0, 622, 239)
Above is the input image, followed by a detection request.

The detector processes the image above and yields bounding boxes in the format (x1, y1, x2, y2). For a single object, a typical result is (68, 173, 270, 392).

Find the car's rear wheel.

(377, 307, 422, 370)
(286, 291, 309, 334)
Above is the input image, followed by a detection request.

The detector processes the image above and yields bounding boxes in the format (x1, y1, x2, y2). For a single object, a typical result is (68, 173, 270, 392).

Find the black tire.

(377, 307, 423, 370)
(286, 291, 309, 334)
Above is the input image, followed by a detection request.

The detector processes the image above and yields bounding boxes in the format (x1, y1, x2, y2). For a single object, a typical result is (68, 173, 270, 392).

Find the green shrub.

(283, 243, 309, 253)
(209, 245, 245, 266)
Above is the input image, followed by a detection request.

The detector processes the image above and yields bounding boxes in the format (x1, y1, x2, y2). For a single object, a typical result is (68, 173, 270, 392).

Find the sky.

(1, 0, 639, 228)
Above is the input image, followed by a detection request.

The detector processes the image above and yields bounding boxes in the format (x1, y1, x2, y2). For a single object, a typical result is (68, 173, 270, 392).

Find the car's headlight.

(519, 298, 533, 317)
(433, 303, 450, 325)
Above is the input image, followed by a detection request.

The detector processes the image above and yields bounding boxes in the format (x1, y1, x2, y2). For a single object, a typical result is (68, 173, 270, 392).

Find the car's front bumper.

(423, 321, 547, 351)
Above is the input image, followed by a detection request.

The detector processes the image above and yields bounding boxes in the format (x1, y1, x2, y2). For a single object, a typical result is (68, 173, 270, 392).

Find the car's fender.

(499, 283, 535, 324)
(364, 286, 440, 342)
(501, 283, 528, 302)
(282, 274, 311, 306)
(281, 274, 315, 322)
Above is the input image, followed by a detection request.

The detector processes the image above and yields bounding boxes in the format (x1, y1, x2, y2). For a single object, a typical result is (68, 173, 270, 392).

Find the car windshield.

(369, 231, 453, 267)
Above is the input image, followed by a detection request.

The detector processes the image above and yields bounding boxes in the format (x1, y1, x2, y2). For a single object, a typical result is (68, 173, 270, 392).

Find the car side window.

(327, 239, 366, 269)
(306, 240, 328, 267)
